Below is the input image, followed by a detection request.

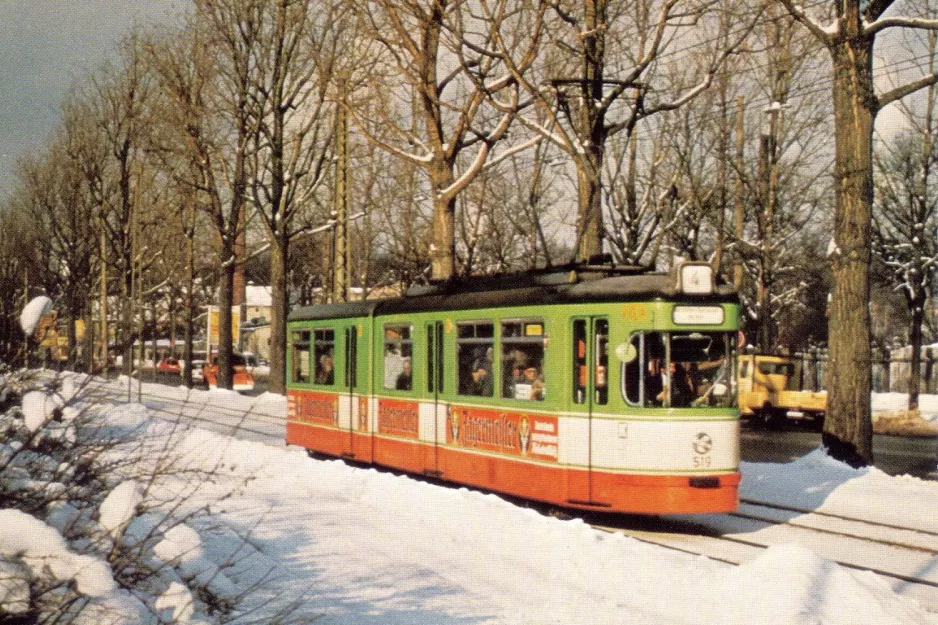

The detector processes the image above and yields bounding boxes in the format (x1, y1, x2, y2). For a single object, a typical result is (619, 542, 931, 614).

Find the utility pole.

(734, 96, 746, 292)
(99, 223, 108, 376)
(332, 73, 350, 303)
(756, 102, 784, 352)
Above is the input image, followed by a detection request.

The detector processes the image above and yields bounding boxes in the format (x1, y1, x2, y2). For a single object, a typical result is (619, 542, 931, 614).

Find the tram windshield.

(622, 331, 736, 408)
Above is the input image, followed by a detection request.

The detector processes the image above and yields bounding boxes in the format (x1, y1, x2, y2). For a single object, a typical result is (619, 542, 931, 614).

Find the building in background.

(241, 284, 274, 361)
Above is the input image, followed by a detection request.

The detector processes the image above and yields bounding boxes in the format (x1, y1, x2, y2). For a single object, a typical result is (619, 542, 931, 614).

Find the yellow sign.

(207, 307, 241, 345)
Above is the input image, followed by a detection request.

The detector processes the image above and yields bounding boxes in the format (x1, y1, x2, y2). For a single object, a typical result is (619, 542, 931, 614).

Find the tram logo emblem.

(693, 433, 713, 455)
(518, 416, 531, 455)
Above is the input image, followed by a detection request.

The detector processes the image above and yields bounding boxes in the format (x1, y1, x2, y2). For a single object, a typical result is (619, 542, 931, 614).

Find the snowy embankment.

(2, 372, 938, 625)
(873, 393, 938, 435)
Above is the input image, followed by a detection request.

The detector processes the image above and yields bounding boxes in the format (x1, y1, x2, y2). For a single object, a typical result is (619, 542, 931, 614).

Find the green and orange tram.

(286, 261, 740, 514)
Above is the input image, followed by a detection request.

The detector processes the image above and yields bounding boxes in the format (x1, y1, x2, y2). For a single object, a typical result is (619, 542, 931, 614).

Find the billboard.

(206, 306, 241, 348)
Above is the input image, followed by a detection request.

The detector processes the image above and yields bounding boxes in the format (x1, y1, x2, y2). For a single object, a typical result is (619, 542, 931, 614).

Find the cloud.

(0, 0, 179, 199)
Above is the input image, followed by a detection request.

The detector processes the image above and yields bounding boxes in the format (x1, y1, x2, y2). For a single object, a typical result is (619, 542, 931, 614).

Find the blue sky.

(0, 0, 180, 199)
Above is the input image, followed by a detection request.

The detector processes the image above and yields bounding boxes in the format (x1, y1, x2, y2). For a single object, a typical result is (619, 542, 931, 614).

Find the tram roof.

(289, 264, 737, 322)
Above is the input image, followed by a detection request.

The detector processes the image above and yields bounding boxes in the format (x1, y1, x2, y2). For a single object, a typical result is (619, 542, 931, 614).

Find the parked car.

(155, 357, 181, 375)
(201, 353, 255, 392)
(179, 352, 207, 383)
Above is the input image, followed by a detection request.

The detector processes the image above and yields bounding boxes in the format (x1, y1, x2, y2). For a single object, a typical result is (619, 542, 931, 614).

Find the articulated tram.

(286, 262, 741, 514)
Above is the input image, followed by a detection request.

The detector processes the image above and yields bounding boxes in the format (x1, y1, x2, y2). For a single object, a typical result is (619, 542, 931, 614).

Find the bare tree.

(144, 24, 225, 388)
(0, 209, 39, 363)
(873, 130, 938, 412)
(872, 0, 938, 415)
(74, 33, 158, 379)
(777, 0, 938, 465)
(358, 145, 434, 290)
(15, 134, 96, 370)
(349, 0, 542, 280)
(248, 0, 342, 394)
(495, 0, 759, 264)
(188, 0, 263, 389)
(731, 6, 832, 351)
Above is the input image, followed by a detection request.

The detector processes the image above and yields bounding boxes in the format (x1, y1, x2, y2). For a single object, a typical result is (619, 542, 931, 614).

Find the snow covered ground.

(3, 373, 938, 625)
(874, 392, 938, 421)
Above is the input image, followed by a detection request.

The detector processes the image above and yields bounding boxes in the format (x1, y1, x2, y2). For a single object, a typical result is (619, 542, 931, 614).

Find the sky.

(0, 0, 180, 199)
(3, 371, 938, 625)
(0, 0, 917, 209)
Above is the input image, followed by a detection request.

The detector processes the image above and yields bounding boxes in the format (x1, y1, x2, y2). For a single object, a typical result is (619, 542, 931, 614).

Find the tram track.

(740, 497, 938, 538)
(78, 377, 288, 442)
(592, 501, 938, 613)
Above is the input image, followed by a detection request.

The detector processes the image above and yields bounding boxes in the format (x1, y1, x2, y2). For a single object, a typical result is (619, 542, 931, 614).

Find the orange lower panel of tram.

(286, 419, 739, 515)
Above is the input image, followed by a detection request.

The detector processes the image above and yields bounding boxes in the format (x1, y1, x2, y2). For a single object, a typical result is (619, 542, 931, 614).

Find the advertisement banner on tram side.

(447, 405, 558, 461)
(289, 391, 339, 426)
(377, 398, 421, 439)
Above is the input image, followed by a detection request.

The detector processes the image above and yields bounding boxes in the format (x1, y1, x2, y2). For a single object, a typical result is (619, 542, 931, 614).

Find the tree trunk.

(824, 39, 875, 467)
(430, 157, 457, 279)
(121, 268, 134, 378)
(576, 146, 604, 262)
(65, 303, 77, 371)
(82, 301, 94, 375)
(183, 234, 194, 389)
(268, 236, 288, 394)
(908, 297, 924, 412)
(217, 258, 235, 390)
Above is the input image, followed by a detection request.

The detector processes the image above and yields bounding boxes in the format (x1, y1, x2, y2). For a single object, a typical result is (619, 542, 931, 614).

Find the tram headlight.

(677, 262, 714, 295)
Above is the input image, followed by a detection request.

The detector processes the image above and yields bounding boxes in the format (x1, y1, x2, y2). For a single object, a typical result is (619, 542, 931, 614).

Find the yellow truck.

(737, 354, 827, 428)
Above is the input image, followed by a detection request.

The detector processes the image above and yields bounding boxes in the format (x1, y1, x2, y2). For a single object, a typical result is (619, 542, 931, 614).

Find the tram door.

(426, 321, 445, 477)
(569, 317, 610, 506)
(343, 326, 358, 459)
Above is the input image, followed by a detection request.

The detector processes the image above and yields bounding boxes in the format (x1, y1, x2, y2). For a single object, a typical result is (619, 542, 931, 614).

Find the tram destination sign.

(672, 306, 725, 325)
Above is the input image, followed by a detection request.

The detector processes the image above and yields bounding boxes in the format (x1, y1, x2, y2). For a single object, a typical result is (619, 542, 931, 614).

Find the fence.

(794, 346, 938, 394)
(876, 345, 938, 394)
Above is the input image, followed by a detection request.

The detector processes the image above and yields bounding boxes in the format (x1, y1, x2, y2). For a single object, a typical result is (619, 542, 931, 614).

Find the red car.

(201, 353, 255, 392)
(156, 357, 182, 375)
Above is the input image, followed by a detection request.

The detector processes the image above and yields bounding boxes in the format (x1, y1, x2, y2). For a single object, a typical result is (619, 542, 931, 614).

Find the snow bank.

(21, 389, 62, 432)
(743, 448, 938, 533)
(711, 543, 928, 625)
(19, 295, 51, 336)
(873, 391, 938, 422)
(0, 509, 116, 598)
(163, 427, 938, 625)
(6, 371, 936, 625)
(99, 481, 144, 538)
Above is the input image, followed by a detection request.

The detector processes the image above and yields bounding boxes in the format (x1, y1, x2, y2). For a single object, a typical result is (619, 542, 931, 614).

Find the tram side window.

(622, 332, 666, 407)
(384, 324, 413, 391)
(595, 320, 609, 405)
(622, 331, 735, 408)
(573, 321, 587, 404)
(457, 321, 494, 397)
(623, 335, 641, 404)
(685, 333, 736, 408)
(313, 328, 335, 386)
(501, 320, 546, 401)
(291, 330, 311, 383)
